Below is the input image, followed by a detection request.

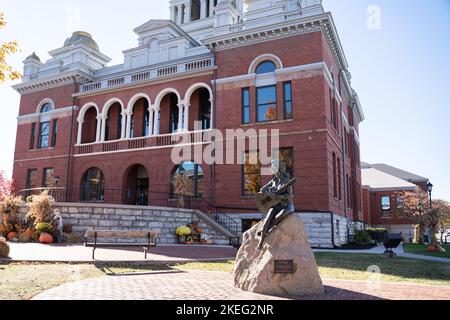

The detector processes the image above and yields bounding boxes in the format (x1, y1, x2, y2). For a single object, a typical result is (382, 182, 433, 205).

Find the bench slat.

(85, 230, 158, 239)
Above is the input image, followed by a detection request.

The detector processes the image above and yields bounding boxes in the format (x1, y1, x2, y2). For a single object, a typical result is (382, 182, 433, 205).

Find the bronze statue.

(255, 159, 297, 250)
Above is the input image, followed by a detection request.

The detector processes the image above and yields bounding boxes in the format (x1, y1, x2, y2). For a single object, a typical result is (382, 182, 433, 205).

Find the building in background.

(362, 163, 430, 240)
(11, 0, 364, 248)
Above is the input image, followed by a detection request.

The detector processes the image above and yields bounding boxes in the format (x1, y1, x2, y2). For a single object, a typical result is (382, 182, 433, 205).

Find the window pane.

(171, 162, 203, 198)
(40, 103, 52, 113)
(26, 169, 38, 189)
(283, 82, 292, 101)
(40, 122, 50, 149)
(381, 196, 391, 211)
(81, 168, 105, 202)
(242, 88, 250, 124)
(283, 82, 293, 119)
(257, 86, 277, 122)
(257, 86, 276, 104)
(284, 102, 292, 119)
(243, 152, 261, 195)
(52, 120, 58, 147)
(279, 148, 294, 178)
(257, 104, 277, 122)
(256, 61, 276, 74)
(43, 168, 55, 187)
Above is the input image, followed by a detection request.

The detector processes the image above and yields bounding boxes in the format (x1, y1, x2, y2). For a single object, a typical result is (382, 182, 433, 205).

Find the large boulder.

(234, 213, 324, 296)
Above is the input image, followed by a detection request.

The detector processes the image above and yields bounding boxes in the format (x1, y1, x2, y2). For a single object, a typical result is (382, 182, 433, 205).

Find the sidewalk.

(314, 244, 450, 263)
(0, 243, 237, 263)
(33, 270, 450, 301)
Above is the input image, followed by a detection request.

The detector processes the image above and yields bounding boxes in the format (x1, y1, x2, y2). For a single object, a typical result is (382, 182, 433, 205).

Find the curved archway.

(154, 88, 181, 108)
(36, 98, 55, 113)
(127, 94, 151, 138)
(170, 161, 204, 198)
(185, 86, 212, 131)
(80, 167, 105, 202)
(78, 104, 99, 144)
(78, 103, 100, 123)
(184, 83, 213, 104)
(123, 164, 149, 206)
(156, 89, 181, 135)
(248, 53, 283, 74)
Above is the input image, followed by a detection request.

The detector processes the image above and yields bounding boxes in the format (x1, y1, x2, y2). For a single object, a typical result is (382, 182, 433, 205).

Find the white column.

(200, 0, 207, 18)
(177, 103, 184, 132)
(170, 6, 175, 21)
(76, 120, 84, 145)
(210, 0, 215, 17)
(148, 107, 154, 136)
(125, 112, 132, 139)
(120, 111, 127, 139)
(209, 98, 214, 129)
(185, 3, 192, 23)
(155, 109, 161, 135)
(96, 116, 102, 142)
(184, 103, 190, 132)
(100, 117, 107, 142)
(178, 5, 183, 25)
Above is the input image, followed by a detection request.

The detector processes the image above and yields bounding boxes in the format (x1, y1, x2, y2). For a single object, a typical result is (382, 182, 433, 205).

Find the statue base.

(234, 214, 324, 296)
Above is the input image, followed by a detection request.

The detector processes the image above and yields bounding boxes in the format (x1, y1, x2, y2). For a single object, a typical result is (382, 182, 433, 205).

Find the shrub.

(26, 191, 54, 224)
(355, 230, 372, 244)
(367, 228, 388, 243)
(35, 222, 54, 235)
(176, 226, 191, 237)
(0, 238, 10, 257)
(0, 195, 24, 215)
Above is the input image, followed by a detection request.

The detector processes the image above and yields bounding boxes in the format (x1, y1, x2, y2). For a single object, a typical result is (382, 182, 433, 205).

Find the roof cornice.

(12, 71, 93, 95)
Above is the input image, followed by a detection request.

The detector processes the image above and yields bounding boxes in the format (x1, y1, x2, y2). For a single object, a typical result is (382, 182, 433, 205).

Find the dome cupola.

(64, 31, 99, 51)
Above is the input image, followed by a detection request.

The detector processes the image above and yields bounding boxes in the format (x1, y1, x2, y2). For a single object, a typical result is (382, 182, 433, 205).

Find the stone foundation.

(23, 203, 231, 245)
(229, 212, 350, 248)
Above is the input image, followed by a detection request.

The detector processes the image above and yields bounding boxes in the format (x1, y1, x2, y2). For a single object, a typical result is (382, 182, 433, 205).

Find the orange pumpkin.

(7, 232, 17, 241)
(39, 233, 53, 244)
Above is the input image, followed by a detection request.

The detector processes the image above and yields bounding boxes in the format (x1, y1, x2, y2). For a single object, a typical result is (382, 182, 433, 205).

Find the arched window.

(81, 168, 105, 202)
(255, 61, 277, 74)
(37, 102, 54, 149)
(40, 103, 53, 113)
(171, 162, 204, 198)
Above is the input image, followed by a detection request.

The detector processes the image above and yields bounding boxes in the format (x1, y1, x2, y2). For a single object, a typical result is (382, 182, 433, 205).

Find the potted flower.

(176, 226, 191, 244)
(35, 222, 54, 244)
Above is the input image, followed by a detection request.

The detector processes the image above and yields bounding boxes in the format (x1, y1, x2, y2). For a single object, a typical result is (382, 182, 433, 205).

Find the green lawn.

(178, 253, 450, 286)
(1, 252, 450, 300)
(403, 244, 450, 259)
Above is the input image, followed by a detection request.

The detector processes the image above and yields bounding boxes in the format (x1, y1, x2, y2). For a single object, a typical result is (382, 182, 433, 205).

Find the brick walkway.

(33, 270, 450, 300)
(2, 243, 237, 263)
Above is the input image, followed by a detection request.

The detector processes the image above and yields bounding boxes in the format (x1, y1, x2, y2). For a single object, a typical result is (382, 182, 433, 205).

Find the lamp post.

(427, 182, 433, 208)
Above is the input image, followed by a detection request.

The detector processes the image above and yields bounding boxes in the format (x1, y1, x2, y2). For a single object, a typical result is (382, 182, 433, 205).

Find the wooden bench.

(84, 230, 158, 260)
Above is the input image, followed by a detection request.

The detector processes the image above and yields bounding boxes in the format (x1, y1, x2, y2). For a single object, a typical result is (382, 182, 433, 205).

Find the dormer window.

(256, 61, 277, 74)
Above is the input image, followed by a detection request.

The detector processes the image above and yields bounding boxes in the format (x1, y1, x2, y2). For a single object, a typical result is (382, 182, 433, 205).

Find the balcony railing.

(79, 57, 215, 94)
(76, 129, 213, 155)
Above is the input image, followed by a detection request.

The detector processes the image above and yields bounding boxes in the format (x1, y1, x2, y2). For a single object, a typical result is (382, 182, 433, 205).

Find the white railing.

(79, 57, 215, 94)
(76, 129, 213, 155)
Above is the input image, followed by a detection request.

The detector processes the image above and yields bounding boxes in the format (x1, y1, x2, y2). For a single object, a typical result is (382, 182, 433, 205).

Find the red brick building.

(362, 163, 430, 241)
(11, 0, 364, 247)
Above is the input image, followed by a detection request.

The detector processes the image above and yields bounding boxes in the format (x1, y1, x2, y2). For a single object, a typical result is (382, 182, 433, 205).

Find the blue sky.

(0, 0, 449, 200)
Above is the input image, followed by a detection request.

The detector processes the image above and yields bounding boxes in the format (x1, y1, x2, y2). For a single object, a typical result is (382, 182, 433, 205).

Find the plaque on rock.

(274, 260, 295, 274)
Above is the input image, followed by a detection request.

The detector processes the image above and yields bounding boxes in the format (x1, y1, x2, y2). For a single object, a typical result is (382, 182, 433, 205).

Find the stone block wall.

(52, 203, 229, 245)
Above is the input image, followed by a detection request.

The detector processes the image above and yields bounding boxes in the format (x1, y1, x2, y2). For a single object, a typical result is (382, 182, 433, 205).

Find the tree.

(399, 190, 428, 244)
(399, 190, 449, 251)
(0, 171, 12, 202)
(0, 11, 20, 83)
